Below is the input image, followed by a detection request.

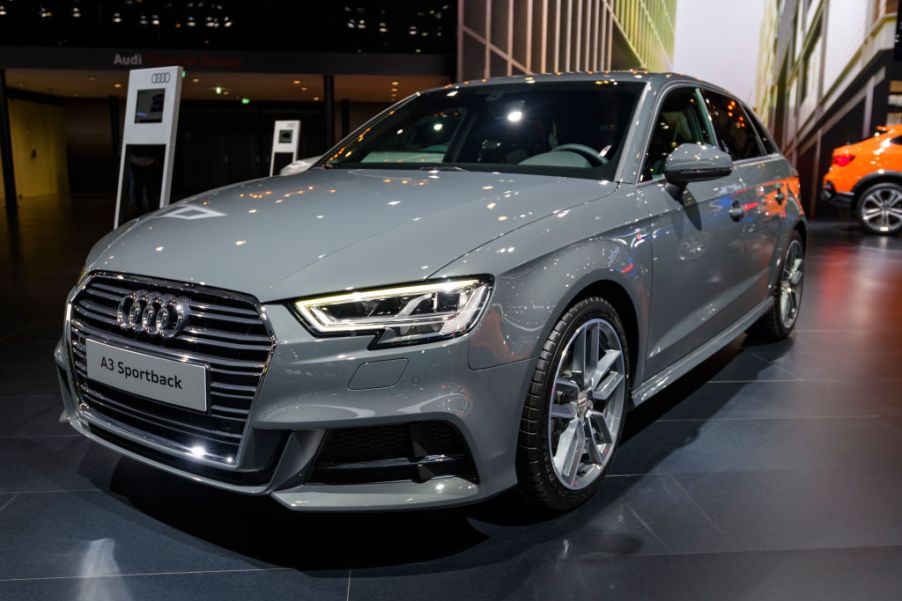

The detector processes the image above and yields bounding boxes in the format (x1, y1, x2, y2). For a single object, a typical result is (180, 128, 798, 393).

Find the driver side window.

(640, 88, 713, 182)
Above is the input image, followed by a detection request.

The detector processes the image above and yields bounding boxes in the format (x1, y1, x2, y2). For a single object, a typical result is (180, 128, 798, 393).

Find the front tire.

(857, 182, 902, 235)
(516, 297, 630, 511)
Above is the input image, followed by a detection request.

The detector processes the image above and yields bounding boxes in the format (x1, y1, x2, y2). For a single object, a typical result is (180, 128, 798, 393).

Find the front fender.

(435, 192, 653, 381)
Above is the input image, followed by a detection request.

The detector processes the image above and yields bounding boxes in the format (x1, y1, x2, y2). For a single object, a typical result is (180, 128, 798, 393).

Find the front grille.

(68, 273, 275, 466)
(309, 421, 478, 484)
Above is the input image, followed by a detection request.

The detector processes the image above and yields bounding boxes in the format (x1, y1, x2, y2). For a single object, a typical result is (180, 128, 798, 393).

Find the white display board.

(114, 65, 183, 228)
(269, 120, 301, 176)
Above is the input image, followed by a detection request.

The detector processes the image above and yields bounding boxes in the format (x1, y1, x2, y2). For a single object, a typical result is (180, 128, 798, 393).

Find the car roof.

(424, 71, 740, 103)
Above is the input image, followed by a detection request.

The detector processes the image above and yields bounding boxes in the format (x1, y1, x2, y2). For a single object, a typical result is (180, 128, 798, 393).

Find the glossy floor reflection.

(2, 196, 902, 600)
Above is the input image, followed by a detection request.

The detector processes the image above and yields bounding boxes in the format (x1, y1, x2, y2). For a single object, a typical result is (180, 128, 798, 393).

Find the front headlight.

(293, 277, 492, 347)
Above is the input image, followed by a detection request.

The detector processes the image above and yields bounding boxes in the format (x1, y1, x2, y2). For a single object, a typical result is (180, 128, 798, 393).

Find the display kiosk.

(113, 66, 183, 228)
(269, 120, 301, 176)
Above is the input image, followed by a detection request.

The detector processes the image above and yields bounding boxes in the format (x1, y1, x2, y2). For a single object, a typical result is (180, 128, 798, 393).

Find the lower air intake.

(309, 421, 478, 485)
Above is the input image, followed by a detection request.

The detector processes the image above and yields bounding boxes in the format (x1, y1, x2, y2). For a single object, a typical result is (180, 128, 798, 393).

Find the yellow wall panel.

(0, 98, 69, 202)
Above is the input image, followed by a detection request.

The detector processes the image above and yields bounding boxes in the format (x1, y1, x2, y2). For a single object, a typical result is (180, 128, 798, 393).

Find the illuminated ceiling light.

(191, 77, 199, 83)
(215, 86, 223, 95)
(301, 86, 308, 91)
(507, 110, 523, 123)
(189, 445, 206, 457)
(313, 96, 320, 101)
(391, 81, 399, 86)
(391, 88, 398, 93)
(292, 79, 301, 85)
(222, 90, 230, 96)
(88, 76, 96, 81)
(113, 83, 122, 89)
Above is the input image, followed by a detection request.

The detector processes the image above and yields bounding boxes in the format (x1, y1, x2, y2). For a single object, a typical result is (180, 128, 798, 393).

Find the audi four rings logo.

(151, 72, 171, 84)
(117, 290, 190, 338)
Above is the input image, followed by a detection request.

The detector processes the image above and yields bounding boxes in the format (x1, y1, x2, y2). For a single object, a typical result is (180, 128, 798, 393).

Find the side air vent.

(309, 421, 478, 485)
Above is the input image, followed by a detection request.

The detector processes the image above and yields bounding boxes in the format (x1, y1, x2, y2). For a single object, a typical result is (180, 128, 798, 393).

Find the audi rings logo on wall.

(150, 72, 171, 84)
(116, 290, 191, 338)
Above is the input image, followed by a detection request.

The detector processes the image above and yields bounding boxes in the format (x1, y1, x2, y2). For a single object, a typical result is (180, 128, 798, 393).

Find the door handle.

(774, 183, 786, 204)
(729, 200, 745, 222)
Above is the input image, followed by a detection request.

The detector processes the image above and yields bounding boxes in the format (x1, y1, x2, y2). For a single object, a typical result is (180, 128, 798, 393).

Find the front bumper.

(56, 303, 533, 511)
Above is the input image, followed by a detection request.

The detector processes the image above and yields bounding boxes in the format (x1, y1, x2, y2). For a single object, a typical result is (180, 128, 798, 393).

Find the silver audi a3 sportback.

(57, 73, 806, 511)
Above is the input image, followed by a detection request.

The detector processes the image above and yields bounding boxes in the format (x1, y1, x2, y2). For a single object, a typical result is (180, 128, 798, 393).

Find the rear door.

(639, 86, 752, 377)
(702, 90, 786, 305)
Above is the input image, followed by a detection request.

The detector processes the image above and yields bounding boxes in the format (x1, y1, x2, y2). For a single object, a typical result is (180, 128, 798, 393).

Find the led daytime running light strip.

(294, 279, 485, 334)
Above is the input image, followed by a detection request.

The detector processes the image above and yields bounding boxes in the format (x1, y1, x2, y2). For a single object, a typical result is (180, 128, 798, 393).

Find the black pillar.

(0, 69, 17, 212)
(340, 99, 351, 139)
(323, 74, 335, 149)
(108, 95, 121, 163)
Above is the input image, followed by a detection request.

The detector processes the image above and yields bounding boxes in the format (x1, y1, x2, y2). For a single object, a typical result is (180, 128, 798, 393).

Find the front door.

(639, 86, 760, 377)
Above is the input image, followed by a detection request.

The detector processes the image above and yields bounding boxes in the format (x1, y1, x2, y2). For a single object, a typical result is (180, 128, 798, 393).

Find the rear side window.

(746, 107, 778, 155)
(641, 87, 713, 182)
(703, 91, 763, 160)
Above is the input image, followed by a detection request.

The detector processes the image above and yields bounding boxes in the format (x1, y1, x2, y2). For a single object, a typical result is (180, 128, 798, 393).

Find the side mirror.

(664, 143, 733, 186)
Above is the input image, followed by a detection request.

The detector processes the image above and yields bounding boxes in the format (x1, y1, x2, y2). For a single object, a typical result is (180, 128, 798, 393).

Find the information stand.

(269, 120, 301, 176)
(113, 66, 183, 228)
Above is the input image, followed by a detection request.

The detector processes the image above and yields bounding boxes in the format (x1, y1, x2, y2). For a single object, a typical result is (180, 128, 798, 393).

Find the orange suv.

(822, 125, 902, 235)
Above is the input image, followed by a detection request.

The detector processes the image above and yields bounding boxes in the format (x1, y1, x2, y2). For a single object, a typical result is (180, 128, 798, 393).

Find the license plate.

(85, 339, 207, 412)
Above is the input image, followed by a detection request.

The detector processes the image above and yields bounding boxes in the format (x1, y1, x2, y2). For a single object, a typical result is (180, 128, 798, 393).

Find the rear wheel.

(516, 297, 629, 511)
(749, 231, 804, 341)
(857, 182, 902, 235)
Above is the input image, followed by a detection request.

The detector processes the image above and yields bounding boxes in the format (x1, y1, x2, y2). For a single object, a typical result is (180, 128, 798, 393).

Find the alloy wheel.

(861, 187, 902, 233)
(548, 318, 626, 491)
(779, 239, 804, 329)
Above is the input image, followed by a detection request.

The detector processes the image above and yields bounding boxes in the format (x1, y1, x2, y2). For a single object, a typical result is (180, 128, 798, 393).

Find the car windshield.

(319, 81, 644, 180)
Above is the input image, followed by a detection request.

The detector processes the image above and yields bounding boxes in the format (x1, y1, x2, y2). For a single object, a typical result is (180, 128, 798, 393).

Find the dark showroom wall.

(62, 98, 121, 196)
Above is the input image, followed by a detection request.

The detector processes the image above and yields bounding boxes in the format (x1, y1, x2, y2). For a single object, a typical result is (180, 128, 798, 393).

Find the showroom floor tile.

(1, 198, 901, 600)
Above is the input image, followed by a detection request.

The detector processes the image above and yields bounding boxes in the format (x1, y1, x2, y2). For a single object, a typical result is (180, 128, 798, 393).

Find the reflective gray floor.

(2, 196, 902, 600)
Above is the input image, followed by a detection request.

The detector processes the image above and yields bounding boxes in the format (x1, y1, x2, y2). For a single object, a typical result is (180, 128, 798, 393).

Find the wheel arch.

(566, 278, 640, 388)
(793, 219, 808, 251)
(850, 172, 902, 210)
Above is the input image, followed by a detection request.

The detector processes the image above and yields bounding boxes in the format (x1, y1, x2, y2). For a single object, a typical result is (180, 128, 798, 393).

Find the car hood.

(87, 168, 617, 301)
